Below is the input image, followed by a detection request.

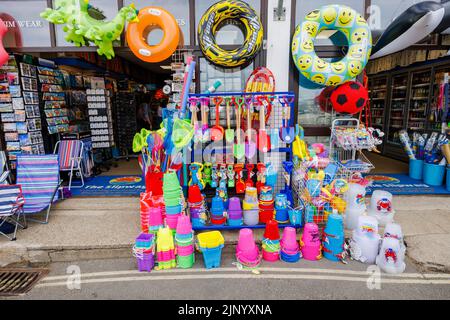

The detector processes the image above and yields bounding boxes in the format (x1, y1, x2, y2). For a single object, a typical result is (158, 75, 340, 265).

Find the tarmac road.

(4, 253, 450, 300)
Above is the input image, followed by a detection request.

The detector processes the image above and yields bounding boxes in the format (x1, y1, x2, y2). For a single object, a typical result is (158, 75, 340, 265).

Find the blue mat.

(365, 173, 450, 195)
(69, 175, 145, 197)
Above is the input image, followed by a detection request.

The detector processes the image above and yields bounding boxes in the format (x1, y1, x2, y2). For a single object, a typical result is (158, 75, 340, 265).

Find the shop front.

(0, 0, 449, 274)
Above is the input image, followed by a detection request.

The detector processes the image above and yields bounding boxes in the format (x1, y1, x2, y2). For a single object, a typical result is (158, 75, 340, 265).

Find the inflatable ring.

(126, 7, 180, 63)
(198, 0, 263, 68)
(292, 5, 372, 87)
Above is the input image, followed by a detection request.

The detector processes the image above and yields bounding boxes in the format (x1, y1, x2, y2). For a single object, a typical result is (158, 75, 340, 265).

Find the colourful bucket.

(423, 163, 446, 186)
(177, 253, 195, 269)
(176, 244, 194, 256)
(200, 245, 224, 269)
(136, 252, 154, 272)
(262, 250, 279, 262)
(409, 159, 424, 180)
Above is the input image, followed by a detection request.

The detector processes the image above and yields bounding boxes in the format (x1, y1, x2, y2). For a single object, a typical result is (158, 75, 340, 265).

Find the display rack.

(187, 91, 297, 231)
(87, 88, 114, 149)
(114, 91, 137, 157)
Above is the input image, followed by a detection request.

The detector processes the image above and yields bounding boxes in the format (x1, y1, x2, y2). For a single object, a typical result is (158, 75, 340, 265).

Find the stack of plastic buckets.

(188, 185, 207, 228)
(236, 228, 261, 268)
(349, 216, 381, 264)
(139, 192, 152, 233)
(344, 183, 367, 230)
(274, 193, 289, 223)
(228, 197, 243, 226)
(134, 233, 155, 272)
(368, 190, 395, 226)
(243, 187, 259, 226)
(259, 186, 275, 224)
(300, 223, 322, 260)
(322, 214, 345, 262)
(280, 227, 301, 262)
(156, 227, 176, 270)
(210, 196, 226, 226)
(197, 231, 224, 269)
(262, 220, 280, 261)
(175, 215, 195, 268)
(163, 172, 183, 230)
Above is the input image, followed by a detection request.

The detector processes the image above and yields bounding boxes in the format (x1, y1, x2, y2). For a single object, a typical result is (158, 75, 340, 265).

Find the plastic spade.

(233, 97, 245, 160)
(211, 96, 224, 141)
(282, 161, 294, 206)
(256, 96, 271, 153)
(245, 96, 257, 159)
(225, 97, 234, 143)
(200, 97, 210, 143)
(279, 95, 296, 144)
(189, 97, 201, 144)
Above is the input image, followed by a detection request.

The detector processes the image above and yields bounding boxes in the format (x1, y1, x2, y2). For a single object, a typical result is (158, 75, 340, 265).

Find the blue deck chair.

(53, 139, 85, 190)
(0, 185, 26, 240)
(16, 155, 61, 224)
(0, 151, 10, 185)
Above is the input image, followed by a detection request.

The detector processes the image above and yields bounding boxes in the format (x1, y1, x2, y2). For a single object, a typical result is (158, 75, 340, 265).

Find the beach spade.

(211, 96, 224, 141)
(280, 95, 296, 144)
(233, 97, 245, 159)
(225, 97, 234, 143)
(132, 132, 144, 153)
(257, 96, 271, 153)
(245, 97, 257, 159)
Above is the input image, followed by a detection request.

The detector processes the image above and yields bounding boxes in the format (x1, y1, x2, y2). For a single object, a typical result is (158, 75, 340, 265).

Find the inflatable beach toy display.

(41, 0, 138, 59)
(198, 0, 263, 67)
(292, 5, 372, 87)
(126, 7, 180, 63)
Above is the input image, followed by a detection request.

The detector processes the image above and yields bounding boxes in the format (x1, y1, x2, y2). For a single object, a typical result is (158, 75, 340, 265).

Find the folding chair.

(0, 151, 11, 185)
(54, 139, 85, 190)
(0, 185, 26, 241)
(16, 155, 61, 224)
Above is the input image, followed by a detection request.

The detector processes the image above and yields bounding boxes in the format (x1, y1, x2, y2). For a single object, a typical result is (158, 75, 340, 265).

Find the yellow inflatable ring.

(126, 7, 180, 63)
(198, 0, 263, 68)
(292, 5, 372, 87)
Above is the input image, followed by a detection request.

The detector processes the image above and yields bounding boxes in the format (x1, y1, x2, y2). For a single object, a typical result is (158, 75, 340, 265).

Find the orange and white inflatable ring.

(126, 7, 180, 63)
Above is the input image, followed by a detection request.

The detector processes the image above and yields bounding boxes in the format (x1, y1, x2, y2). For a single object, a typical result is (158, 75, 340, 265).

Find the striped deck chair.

(16, 155, 61, 224)
(0, 151, 10, 185)
(0, 185, 26, 241)
(54, 139, 84, 190)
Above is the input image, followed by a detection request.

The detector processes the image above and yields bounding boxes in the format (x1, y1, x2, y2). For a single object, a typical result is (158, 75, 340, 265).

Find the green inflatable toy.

(292, 5, 372, 87)
(41, 0, 138, 59)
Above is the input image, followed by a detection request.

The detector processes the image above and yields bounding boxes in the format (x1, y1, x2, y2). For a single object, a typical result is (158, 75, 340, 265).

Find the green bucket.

(163, 172, 180, 189)
(177, 253, 195, 269)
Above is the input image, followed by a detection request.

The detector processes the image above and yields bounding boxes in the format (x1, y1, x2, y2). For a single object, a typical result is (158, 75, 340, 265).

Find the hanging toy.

(211, 165, 219, 188)
(203, 162, 212, 187)
(245, 164, 255, 188)
(41, 0, 139, 59)
(255, 163, 266, 193)
(217, 165, 228, 202)
(234, 164, 245, 194)
(189, 162, 205, 190)
(227, 164, 235, 188)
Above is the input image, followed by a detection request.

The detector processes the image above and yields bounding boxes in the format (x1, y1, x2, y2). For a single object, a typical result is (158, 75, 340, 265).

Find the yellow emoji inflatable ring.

(292, 5, 372, 87)
(198, 0, 263, 68)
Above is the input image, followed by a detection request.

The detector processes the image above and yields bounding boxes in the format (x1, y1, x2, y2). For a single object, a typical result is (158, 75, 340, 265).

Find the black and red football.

(330, 81, 368, 115)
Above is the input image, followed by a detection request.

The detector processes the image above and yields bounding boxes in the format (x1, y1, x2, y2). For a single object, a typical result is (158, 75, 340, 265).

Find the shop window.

(368, 0, 440, 31)
(195, 0, 261, 46)
(124, 0, 190, 46)
(0, 0, 51, 48)
(54, 0, 119, 47)
(199, 58, 253, 93)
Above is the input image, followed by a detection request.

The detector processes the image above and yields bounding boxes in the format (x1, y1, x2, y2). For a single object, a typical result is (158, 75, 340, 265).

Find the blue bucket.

(165, 205, 182, 215)
(227, 218, 243, 227)
(191, 218, 205, 228)
(200, 245, 224, 269)
(423, 163, 446, 186)
(446, 167, 450, 192)
(409, 159, 424, 180)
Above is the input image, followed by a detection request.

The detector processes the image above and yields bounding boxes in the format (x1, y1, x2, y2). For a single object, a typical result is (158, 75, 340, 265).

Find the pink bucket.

(301, 223, 321, 246)
(301, 244, 322, 261)
(262, 250, 279, 262)
(176, 244, 194, 256)
(281, 227, 299, 252)
(176, 215, 192, 235)
(166, 214, 180, 229)
(157, 249, 175, 262)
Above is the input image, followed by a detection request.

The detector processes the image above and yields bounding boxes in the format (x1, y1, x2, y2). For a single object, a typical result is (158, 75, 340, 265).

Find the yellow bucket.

(197, 231, 224, 249)
(156, 227, 175, 252)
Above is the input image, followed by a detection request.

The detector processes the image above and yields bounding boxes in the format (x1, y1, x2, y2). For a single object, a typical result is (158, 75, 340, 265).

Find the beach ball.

(330, 81, 368, 115)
